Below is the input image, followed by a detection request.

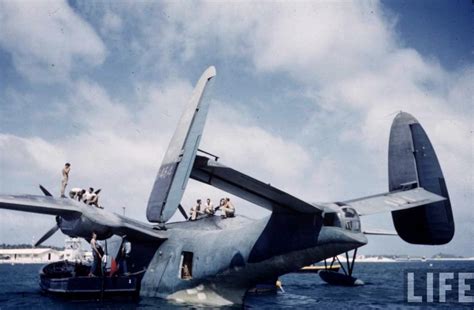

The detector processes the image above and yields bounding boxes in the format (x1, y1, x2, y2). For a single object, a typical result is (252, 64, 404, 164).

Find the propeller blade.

(34, 225, 59, 247)
(39, 185, 53, 197)
(178, 204, 188, 220)
(95, 189, 101, 195)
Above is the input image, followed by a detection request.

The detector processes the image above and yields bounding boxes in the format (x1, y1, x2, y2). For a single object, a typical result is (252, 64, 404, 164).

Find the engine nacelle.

(59, 216, 112, 241)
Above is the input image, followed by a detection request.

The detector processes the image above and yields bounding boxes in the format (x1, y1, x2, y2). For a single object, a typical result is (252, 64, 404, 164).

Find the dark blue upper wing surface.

(190, 155, 322, 214)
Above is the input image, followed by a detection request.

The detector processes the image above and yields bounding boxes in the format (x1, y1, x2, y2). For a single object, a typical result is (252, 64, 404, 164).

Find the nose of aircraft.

(318, 226, 368, 248)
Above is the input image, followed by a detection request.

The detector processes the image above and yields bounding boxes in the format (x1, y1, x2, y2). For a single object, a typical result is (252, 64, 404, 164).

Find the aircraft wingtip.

(205, 66, 217, 79)
(393, 111, 419, 124)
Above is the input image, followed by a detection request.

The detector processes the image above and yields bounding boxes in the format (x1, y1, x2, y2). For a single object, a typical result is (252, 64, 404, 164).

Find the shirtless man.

(69, 188, 85, 201)
(89, 192, 101, 208)
(203, 198, 214, 216)
(190, 199, 203, 221)
(82, 187, 94, 204)
(220, 198, 235, 218)
(60, 163, 71, 198)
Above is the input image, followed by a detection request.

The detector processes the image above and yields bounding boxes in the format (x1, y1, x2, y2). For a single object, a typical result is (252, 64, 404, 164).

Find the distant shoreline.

(2, 257, 473, 265)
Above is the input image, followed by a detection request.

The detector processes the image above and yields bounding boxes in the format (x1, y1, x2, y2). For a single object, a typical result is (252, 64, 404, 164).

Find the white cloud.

(251, 2, 394, 82)
(0, 0, 106, 83)
(101, 11, 122, 34)
(134, 2, 395, 82)
(129, 1, 471, 198)
(137, 0, 473, 256)
(0, 0, 472, 256)
(203, 104, 313, 189)
(0, 77, 315, 228)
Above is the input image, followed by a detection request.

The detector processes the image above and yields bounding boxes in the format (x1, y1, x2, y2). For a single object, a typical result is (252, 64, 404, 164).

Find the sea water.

(0, 261, 472, 309)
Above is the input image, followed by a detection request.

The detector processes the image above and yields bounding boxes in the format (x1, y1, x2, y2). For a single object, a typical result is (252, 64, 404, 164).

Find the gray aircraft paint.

(141, 215, 366, 304)
(389, 112, 454, 244)
(146, 67, 216, 223)
(0, 68, 454, 306)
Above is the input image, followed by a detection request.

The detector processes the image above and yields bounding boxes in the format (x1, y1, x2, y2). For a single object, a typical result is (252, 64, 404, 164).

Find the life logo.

(405, 269, 474, 304)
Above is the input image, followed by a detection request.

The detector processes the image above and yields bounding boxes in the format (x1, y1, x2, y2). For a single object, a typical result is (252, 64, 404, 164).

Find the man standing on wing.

(60, 163, 71, 198)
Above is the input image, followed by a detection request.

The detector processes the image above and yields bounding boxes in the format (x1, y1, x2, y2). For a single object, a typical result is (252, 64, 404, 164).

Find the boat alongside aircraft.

(0, 67, 455, 305)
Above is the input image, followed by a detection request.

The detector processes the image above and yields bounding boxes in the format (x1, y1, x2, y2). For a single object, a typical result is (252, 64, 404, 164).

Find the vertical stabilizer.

(388, 112, 454, 244)
(147, 66, 216, 223)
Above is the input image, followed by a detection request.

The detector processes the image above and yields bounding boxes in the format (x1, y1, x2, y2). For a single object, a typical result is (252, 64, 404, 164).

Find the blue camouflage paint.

(389, 112, 454, 244)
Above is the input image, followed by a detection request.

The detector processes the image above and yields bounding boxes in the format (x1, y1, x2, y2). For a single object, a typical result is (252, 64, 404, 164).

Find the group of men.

(189, 197, 235, 221)
(60, 162, 102, 208)
(69, 187, 102, 208)
(61, 163, 130, 277)
(89, 232, 131, 277)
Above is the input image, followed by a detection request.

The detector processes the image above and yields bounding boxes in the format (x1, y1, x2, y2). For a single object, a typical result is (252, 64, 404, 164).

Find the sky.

(0, 0, 472, 257)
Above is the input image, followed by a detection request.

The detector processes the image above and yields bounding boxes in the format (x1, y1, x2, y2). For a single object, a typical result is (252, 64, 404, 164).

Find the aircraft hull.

(140, 215, 366, 306)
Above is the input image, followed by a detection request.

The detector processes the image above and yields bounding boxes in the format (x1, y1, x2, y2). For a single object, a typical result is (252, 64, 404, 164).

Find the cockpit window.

(343, 208, 360, 232)
(342, 207, 356, 218)
(324, 207, 361, 232)
(323, 212, 339, 227)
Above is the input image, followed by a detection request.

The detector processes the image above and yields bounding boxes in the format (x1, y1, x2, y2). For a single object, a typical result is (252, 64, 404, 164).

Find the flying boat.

(0, 66, 454, 305)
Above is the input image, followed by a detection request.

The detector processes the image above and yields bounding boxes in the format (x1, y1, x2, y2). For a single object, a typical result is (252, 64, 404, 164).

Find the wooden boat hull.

(39, 261, 141, 299)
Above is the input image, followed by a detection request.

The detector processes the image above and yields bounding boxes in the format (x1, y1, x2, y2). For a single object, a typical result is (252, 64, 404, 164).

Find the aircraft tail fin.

(146, 66, 216, 223)
(388, 112, 454, 245)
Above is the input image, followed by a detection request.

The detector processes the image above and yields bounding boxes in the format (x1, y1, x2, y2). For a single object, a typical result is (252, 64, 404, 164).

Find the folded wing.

(147, 66, 216, 223)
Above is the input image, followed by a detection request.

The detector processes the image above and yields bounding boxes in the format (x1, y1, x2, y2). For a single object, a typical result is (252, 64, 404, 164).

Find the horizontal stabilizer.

(340, 187, 445, 216)
(190, 155, 322, 214)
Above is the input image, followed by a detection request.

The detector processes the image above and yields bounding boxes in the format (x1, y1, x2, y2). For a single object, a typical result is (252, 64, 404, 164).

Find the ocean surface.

(0, 261, 472, 309)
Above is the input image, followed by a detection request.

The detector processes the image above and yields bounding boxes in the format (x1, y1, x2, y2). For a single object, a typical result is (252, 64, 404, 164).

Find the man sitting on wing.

(220, 198, 235, 218)
(203, 198, 214, 216)
(69, 188, 86, 201)
(89, 192, 101, 208)
(215, 198, 225, 212)
(82, 188, 95, 204)
(190, 199, 203, 221)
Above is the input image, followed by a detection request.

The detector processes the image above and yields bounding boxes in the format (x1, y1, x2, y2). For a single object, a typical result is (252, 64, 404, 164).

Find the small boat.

(319, 270, 364, 286)
(39, 260, 143, 299)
